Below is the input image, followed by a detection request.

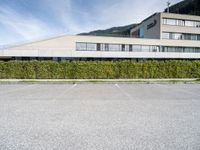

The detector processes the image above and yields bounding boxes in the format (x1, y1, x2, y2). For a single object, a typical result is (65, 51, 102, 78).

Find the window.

(162, 32, 170, 39)
(195, 48, 200, 53)
(139, 26, 144, 38)
(184, 47, 194, 53)
(97, 43, 101, 51)
(109, 44, 120, 51)
(163, 18, 200, 28)
(125, 45, 130, 52)
(161, 46, 168, 52)
(185, 20, 194, 27)
(129, 45, 133, 52)
(150, 46, 159, 52)
(101, 44, 109, 51)
(87, 43, 97, 51)
(198, 35, 200, 41)
(177, 20, 185, 26)
(191, 35, 197, 41)
(132, 45, 141, 52)
(163, 18, 167, 24)
(161, 46, 200, 53)
(76, 43, 87, 51)
(196, 22, 200, 27)
(175, 47, 184, 52)
(141, 46, 150, 52)
(165, 19, 176, 25)
(121, 44, 125, 51)
(173, 33, 182, 40)
(185, 34, 191, 40)
(162, 32, 200, 41)
(77, 42, 200, 53)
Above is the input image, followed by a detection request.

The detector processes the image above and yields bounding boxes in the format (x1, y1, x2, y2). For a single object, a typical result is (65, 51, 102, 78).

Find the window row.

(76, 43, 159, 52)
(162, 32, 200, 41)
(76, 43, 200, 53)
(161, 47, 200, 53)
(162, 18, 200, 28)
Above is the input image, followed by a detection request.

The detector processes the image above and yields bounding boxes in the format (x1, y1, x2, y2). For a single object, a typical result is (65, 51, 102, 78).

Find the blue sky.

(0, 0, 182, 45)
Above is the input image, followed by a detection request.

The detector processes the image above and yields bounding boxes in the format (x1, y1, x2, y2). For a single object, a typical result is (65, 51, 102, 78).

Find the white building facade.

(1, 12, 200, 60)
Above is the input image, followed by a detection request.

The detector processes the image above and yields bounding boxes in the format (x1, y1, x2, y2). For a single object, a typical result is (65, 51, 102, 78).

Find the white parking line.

(52, 84, 77, 102)
(114, 84, 133, 100)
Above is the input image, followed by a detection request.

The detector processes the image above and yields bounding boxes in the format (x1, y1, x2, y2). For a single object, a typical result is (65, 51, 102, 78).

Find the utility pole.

(167, 1, 171, 13)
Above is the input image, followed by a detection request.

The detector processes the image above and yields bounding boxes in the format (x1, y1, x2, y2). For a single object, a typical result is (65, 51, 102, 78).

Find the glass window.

(191, 35, 197, 41)
(141, 46, 150, 52)
(161, 46, 200, 53)
(174, 33, 182, 40)
(163, 18, 167, 25)
(167, 19, 176, 25)
(87, 43, 97, 51)
(161, 46, 168, 52)
(185, 20, 195, 27)
(139, 26, 144, 38)
(101, 44, 109, 51)
(97, 43, 101, 51)
(121, 44, 125, 51)
(129, 45, 133, 52)
(163, 18, 200, 28)
(109, 44, 120, 51)
(176, 47, 184, 52)
(167, 47, 175, 52)
(76, 42, 200, 54)
(177, 20, 185, 26)
(198, 35, 200, 41)
(125, 45, 130, 52)
(163, 32, 200, 41)
(76, 43, 87, 51)
(132, 45, 141, 52)
(195, 48, 200, 53)
(184, 34, 191, 40)
(150, 46, 159, 52)
(162, 32, 170, 39)
(184, 47, 194, 53)
(196, 22, 200, 27)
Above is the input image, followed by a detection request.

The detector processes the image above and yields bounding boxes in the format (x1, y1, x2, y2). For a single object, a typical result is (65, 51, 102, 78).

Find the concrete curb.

(0, 79, 199, 84)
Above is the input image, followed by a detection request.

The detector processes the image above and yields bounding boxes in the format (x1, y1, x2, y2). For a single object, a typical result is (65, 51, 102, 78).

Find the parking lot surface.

(0, 83, 200, 150)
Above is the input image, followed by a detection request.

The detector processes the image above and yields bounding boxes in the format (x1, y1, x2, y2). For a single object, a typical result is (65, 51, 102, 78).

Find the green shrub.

(0, 60, 199, 79)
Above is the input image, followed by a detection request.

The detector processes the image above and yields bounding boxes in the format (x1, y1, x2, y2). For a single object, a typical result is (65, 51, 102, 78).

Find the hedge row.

(0, 60, 200, 79)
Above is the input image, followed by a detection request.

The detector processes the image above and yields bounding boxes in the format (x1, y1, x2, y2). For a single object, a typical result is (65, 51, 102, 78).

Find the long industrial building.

(1, 12, 200, 60)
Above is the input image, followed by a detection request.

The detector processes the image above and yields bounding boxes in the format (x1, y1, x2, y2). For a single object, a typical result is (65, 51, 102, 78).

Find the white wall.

(1, 35, 200, 59)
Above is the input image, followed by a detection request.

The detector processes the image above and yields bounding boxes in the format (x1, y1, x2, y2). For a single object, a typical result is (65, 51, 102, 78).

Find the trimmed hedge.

(0, 60, 199, 79)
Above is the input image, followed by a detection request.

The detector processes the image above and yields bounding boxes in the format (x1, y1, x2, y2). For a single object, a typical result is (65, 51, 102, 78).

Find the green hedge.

(0, 60, 199, 79)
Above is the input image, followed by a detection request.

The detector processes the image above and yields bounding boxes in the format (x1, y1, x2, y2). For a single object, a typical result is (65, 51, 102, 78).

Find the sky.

(0, 0, 182, 45)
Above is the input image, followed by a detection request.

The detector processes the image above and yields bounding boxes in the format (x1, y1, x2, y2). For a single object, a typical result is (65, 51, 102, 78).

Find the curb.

(0, 79, 199, 84)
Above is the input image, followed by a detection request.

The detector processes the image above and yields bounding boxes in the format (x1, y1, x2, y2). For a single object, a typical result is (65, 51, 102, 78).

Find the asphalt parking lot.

(0, 83, 200, 150)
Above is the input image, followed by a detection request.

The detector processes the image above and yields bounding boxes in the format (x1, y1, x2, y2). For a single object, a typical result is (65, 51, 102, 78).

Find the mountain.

(79, 0, 200, 37)
(79, 24, 137, 37)
(165, 0, 200, 16)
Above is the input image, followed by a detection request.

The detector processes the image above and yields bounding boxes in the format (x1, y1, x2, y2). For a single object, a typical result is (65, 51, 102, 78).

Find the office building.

(1, 12, 200, 60)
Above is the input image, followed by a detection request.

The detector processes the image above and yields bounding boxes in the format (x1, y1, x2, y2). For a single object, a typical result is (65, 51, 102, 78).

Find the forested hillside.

(79, 0, 200, 37)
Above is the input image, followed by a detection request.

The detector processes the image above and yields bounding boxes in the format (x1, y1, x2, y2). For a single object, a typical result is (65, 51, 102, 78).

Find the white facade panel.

(0, 35, 200, 59)
(3, 49, 39, 57)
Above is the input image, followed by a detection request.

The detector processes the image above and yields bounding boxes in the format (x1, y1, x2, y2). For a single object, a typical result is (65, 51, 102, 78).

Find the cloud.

(0, 0, 183, 45)
(0, 5, 60, 45)
(92, 0, 182, 28)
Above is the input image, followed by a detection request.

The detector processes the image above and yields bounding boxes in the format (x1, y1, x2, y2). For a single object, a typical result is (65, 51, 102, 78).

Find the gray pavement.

(0, 83, 200, 150)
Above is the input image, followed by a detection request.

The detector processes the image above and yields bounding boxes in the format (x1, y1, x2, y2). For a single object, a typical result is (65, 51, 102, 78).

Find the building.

(0, 12, 200, 61)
